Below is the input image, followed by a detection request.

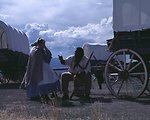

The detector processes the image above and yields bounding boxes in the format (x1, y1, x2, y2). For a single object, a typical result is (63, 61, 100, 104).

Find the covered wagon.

(0, 20, 29, 82)
(83, 43, 113, 89)
(83, 43, 112, 61)
(105, 0, 150, 98)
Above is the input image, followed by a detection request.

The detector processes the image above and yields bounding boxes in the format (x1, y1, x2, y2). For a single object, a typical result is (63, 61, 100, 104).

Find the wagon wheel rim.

(104, 49, 148, 99)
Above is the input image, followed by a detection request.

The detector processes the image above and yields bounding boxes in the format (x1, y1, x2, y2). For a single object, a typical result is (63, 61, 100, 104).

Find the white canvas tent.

(83, 43, 112, 61)
(113, 0, 150, 32)
(0, 20, 29, 55)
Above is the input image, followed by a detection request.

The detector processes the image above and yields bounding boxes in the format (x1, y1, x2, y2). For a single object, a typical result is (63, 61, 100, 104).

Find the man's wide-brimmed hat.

(31, 38, 45, 46)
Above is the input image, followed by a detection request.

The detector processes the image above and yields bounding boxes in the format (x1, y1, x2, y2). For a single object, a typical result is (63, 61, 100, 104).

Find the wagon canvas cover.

(0, 21, 29, 55)
(83, 43, 112, 61)
(113, 0, 150, 32)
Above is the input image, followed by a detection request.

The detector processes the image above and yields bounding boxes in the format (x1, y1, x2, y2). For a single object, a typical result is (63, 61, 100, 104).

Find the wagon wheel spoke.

(123, 51, 126, 69)
(108, 63, 122, 71)
(128, 77, 138, 94)
(129, 76, 144, 91)
(129, 72, 145, 76)
(129, 73, 145, 83)
(128, 62, 142, 73)
(127, 54, 134, 70)
(114, 55, 124, 70)
(105, 49, 148, 99)
(111, 79, 120, 86)
(123, 80, 127, 95)
(108, 73, 119, 86)
(117, 79, 124, 95)
(127, 71, 146, 95)
(130, 73, 145, 85)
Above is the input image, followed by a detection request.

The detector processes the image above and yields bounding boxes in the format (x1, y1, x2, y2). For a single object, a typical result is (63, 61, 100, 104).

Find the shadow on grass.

(0, 83, 21, 89)
(134, 96, 150, 105)
(120, 95, 150, 105)
(91, 96, 112, 103)
(68, 96, 113, 106)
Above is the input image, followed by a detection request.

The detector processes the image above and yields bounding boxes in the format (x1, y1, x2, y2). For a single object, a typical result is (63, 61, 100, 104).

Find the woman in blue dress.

(23, 38, 60, 103)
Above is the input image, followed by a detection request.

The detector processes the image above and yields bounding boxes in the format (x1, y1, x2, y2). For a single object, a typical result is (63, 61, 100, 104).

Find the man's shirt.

(65, 55, 91, 74)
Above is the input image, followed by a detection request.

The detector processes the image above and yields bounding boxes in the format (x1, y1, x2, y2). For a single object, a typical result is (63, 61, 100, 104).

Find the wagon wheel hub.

(118, 70, 129, 80)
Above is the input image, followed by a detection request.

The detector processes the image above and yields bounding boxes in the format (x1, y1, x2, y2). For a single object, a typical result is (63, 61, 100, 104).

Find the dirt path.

(0, 83, 150, 120)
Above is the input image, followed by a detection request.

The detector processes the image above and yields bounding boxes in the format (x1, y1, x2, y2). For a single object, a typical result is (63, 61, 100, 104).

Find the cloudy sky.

(0, 0, 113, 57)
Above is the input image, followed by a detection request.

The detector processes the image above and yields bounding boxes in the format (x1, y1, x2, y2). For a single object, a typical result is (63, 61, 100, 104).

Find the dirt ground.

(0, 82, 150, 120)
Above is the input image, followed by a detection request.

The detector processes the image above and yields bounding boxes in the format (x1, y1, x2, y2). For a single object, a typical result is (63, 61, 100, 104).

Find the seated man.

(58, 47, 91, 100)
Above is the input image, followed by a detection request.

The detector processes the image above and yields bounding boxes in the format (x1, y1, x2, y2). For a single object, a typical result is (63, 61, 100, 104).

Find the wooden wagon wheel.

(104, 49, 148, 99)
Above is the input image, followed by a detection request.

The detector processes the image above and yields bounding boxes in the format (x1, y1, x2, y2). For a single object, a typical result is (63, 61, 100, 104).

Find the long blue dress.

(25, 46, 60, 98)
(26, 61, 61, 97)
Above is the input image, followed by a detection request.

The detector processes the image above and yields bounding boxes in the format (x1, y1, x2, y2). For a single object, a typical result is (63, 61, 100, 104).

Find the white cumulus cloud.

(25, 17, 113, 57)
(0, 0, 113, 57)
